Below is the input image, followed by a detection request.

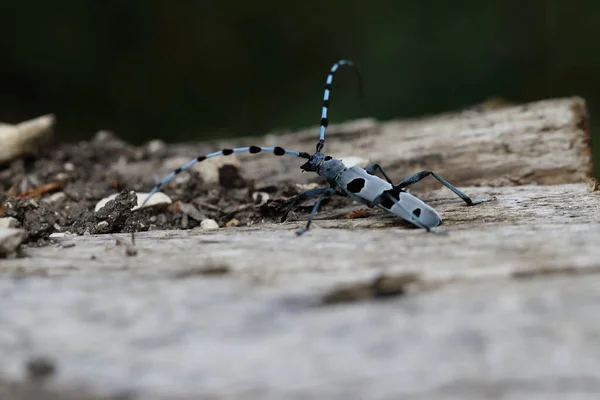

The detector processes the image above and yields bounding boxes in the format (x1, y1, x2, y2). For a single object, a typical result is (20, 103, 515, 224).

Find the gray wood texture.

(0, 97, 598, 399)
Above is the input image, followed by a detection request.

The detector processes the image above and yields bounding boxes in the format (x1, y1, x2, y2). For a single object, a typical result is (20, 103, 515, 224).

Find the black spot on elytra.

(197, 156, 206, 162)
(346, 178, 365, 193)
(249, 146, 262, 154)
(412, 208, 422, 217)
(324, 156, 332, 161)
(273, 147, 285, 156)
(320, 118, 329, 127)
(174, 167, 182, 174)
(222, 149, 234, 155)
(380, 189, 400, 209)
(322, 100, 329, 108)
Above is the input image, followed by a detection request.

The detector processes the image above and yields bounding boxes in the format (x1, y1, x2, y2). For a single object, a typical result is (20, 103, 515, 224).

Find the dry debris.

(0, 131, 318, 246)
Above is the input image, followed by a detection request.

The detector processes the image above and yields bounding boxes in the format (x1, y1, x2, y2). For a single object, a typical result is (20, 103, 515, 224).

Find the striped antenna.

(316, 59, 363, 153)
(140, 146, 310, 207)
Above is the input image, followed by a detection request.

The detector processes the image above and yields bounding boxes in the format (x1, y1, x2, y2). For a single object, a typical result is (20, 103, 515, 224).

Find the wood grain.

(0, 97, 598, 399)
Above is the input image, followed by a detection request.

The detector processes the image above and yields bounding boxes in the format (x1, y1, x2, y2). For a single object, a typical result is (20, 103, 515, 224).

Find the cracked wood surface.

(2, 183, 599, 281)
(1, 97, 599, 399)
(214, 97, 592, 189)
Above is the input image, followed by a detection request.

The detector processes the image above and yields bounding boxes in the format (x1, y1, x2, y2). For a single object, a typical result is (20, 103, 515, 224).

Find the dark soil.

(0, 132, 346, 246)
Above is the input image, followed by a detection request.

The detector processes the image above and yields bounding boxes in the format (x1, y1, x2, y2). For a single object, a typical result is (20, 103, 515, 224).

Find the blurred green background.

(0, 0, 597, 171)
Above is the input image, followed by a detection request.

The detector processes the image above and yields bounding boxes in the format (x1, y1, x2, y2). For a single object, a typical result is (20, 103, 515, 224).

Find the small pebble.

(96, 221, 109, 230)
(0, 227, 25, 255)
(200, 219, 219, 230)
(43, 192, 67, 206)
(252, 191, 270, 206)
(225, 218, 240, 227)
(0, 217, 20, 228)
(146, 139, 167, 155)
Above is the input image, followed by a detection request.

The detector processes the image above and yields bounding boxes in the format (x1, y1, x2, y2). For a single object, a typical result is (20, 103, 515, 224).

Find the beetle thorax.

(317, 158, 346, 183)
(300, 153, 346, 184)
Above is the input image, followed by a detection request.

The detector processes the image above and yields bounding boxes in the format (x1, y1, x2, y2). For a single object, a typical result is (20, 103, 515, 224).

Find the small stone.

(200, 219, 219, 230)
(146, 139, 167, 155)
(63, 162, 75, 171)
(96, 221, 109, 230)
(225, 218, 240, 227)
(0, 217, 20, 228)
(252, 191, 270, 206)
(0, 227, 25, 256)
(43, 192, 67, 206)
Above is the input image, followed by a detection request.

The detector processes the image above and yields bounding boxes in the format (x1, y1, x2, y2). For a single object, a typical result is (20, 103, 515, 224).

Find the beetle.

(141, 60, 495, 235)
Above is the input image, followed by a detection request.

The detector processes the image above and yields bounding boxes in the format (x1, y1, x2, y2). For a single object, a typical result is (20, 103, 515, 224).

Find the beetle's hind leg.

(368, 164, 495, 206)
(365, 164, 393, 184)
(393, 170, 495, 206)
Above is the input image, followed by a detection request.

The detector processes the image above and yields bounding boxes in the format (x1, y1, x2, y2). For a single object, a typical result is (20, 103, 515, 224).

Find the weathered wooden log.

(0, 97, 598, 399)
(223, 97, 593, 190)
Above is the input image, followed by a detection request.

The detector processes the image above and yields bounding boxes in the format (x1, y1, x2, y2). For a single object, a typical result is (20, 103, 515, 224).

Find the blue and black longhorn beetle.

(141, 60, 496, 235)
